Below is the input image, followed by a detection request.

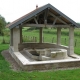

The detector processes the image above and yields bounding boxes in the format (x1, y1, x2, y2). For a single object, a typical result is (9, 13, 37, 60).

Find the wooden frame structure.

(7, 3, 80, 57)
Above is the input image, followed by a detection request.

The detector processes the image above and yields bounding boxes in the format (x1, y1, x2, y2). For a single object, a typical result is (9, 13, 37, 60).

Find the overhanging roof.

(6, 3, 80, 29)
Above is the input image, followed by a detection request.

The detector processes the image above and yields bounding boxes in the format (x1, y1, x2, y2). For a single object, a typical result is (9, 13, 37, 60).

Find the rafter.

(34, 17, 38, 24)
(53, 17, 57, 25)
(44, 9, 49, 25)
(49, 12, 67, 25)
(22, 10, 45, 24)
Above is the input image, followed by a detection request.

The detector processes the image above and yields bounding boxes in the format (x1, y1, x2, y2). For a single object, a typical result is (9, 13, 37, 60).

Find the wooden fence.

(0, 36, 80, 47)
(22, 36, 80, 47)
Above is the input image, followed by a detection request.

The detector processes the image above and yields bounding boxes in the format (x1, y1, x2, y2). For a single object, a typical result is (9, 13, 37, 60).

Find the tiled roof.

(6, 3, 80, 29)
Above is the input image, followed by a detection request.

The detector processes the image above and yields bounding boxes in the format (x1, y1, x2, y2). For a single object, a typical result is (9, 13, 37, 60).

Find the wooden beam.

(22, 10, 45, 25)
(49, 12, 67, 25)
(39, 27, 43, 43)
(44, 9, 49, 25)
(53, 17, 57, 25)
(34, 17, 38, 24)
(25, 24, 70, 28)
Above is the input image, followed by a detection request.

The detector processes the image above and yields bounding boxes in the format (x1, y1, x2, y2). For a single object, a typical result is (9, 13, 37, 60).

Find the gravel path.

(1, 50, 22, 71)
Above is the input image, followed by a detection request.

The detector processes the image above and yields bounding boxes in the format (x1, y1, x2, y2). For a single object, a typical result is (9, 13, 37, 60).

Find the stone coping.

(14, 51, 80, 66)
(14, 52, 30, 65)
(27, 59, 80, 65)
(19, 42, 69, 48)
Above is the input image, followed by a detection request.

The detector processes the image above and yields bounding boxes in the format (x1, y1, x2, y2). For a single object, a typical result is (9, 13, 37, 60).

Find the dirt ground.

(1, 50, 22, 71)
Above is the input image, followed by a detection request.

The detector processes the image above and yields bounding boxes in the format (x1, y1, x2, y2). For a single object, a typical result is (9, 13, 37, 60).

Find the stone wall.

(9, 45, 80, 71)
(18, 43, 69, 51)
(24, 60, 80, 71)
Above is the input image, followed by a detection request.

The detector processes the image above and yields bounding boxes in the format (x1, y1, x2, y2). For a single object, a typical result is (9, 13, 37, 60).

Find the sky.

(0, 0, 80, 23)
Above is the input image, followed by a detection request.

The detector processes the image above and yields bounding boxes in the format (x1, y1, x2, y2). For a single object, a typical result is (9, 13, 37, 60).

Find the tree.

(0, 15, 6, 35)
(7, 22, 10, 25)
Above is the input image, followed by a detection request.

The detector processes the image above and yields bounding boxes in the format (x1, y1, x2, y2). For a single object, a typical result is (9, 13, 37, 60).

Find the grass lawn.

(0, 28, 80, 79)
(0, 44, 80, 80)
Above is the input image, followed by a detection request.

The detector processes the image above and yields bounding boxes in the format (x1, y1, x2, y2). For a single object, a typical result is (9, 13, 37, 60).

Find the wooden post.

(43, 37, 44, 42)
(65, 38, 66, 44)
(32, 36, 34, 42)
(35, 37, 37, 42)
(52, 37, 54, 43)
(10, 29, 13, 46)
(57, 28, 61, 45)
(20, 27, 22, 44)
(75, 39, 77, 47)
(39, 27, 43, 43)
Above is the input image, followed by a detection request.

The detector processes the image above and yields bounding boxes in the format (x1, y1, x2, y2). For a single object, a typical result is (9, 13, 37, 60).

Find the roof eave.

(8, 4, 50, 29)
(7, 3, 80, 29)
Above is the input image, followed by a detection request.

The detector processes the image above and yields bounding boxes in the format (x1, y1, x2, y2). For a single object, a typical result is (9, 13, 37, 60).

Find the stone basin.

(24, 48, 68, 61)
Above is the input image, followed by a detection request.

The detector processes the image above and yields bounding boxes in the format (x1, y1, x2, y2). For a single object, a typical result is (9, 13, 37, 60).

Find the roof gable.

(6, 3, 80, 29)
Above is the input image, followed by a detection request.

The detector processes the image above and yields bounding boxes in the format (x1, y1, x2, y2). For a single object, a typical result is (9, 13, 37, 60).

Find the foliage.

(0, 15, 6, 35)
(27, 27, 49, 31)
(2, 37, 6, 44)
(7, 22, 10, 25)
(27, 27, 40, 31)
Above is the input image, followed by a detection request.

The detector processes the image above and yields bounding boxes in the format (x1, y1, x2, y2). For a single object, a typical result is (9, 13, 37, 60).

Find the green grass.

(0, 44, 10, 72)
(0, 44, 80, 80)
(0, 69, 80, 80)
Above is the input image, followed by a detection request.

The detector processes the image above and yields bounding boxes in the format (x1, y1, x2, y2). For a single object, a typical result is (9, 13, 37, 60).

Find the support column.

(10, 29, 13, 46)
(68, 27, 74, 55)
(20, 27, 22, 44)
(57, 27, 61, 45)
(39, 27, 43, 43)
(13, 28, 20, 52)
